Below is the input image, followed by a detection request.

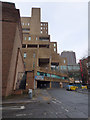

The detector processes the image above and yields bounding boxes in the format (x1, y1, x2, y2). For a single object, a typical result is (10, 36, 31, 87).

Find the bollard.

(28, 89, 32, 99)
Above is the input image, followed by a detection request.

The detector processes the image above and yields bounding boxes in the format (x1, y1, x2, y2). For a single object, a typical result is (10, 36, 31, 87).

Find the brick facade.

(2, 2, 24, 97)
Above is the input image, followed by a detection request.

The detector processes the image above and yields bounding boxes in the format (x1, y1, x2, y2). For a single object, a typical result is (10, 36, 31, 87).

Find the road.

(2, 88, 88, 118)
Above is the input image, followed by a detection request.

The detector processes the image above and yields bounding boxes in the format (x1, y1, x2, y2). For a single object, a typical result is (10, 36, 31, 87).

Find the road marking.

(65, 109, 69, 112)
(56, 99, 62, 104)
(0, 105, 25, 110)
(16, 114, 26, 117)
(52, 101, 57, 104)
(52, 99, 62, 104)
(54, 99, 56, 101)
(20, 106, 25, 109)
(16, 113, 33, 117)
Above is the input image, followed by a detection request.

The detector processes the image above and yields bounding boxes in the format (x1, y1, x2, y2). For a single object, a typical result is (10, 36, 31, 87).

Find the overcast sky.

(2, 0, 88, 62)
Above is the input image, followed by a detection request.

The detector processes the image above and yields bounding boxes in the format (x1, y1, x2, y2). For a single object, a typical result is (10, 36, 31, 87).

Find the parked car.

(66, 85, 78, 91)
(81, 85, 87, 89)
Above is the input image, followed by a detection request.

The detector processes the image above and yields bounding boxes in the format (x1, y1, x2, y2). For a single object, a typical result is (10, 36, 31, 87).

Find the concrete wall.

(2, 2, 24, 96)
(26, 71, 34, 90)
(21, 8, 68, 89)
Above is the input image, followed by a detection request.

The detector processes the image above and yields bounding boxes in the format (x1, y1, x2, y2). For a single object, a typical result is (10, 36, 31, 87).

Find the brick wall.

(26, 71, 34, 90)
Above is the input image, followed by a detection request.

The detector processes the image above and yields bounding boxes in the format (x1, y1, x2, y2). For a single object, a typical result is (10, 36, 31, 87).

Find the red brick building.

(2, 2, 25, 97)
(79, 57, 88, 84)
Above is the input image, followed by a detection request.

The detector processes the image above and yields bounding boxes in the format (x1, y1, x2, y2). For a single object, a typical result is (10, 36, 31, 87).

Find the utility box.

(28, 89, 32, 99)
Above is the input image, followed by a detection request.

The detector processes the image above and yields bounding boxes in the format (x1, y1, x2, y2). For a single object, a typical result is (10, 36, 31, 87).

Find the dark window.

(39, 45, 49, 48)
(22, 28, 30, 31)
(27, 44, 37, 48)
(39, 37, 49, 41)
(22, 44, 26, 48)
(40, 72, 44, 76)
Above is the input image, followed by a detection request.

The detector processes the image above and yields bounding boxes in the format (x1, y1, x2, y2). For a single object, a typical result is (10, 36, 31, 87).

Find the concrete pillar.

(50, 81, 51, 88)
(49, 56, 51, 70)
(35, 80, 37, 89)
(26, 71, 34, 90)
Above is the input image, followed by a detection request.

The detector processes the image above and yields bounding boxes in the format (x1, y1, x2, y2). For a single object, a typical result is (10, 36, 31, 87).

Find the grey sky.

(2, 1, 88, 62)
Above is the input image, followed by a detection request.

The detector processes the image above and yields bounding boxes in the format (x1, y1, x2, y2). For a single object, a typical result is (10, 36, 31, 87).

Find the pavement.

(1, 88, 88, 118)
(2, 89, 51, 105)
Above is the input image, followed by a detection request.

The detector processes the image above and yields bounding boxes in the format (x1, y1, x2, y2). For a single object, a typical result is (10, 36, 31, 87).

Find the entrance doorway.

(37, 81, 50, 89)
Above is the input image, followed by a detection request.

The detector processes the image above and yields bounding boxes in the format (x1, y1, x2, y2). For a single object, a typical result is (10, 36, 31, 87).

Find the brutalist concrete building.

(61, 51, 81, 83)
(2, 2, 25, 97)
(61, 51, 76, 65)
(21, 8, 68, 89)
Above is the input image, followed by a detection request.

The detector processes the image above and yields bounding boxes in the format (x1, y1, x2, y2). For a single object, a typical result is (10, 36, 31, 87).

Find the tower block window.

(39, 44, 49, 48)
(28, 36, 31, 40)
(24, 53, 27, 58)
(39, 58, 49, 68)
(22, 44, 26, 48)
(39, 37, 49, 41)
(27, 44, 37, 48)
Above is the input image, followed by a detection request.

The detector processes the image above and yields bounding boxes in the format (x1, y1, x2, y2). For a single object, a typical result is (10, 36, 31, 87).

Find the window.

(54, 44, 56, 47)
(24, 62, 26, 67)
(40, 72, 44, 76)
(24, 53, 26, 58)
(47, 73, 50, 77)
(39, 37, 49, 41)
(43, 27, 45, 29)
(64, 60, 66, 64)
(60, 66, 62, 70)
(54, 48, 56, 52)
(37, 71, 40, 76)
(22, 44, 26, 48)
(63, 66, 67, 70)
(22, 28, 30, 31)
(46, 31, 47, 34)
(51, 74, 60, 79)
(25, 23, 27, 25)
(24, 37, 26, 40)
(44, 73, 50, 77)
(27, 44, 37, 48)
(28, 36, 31, 40)
(68, 66, 73, 71)
(33, 53, 36, 58)
(28, 23, 30, 26)
(33, 62, 35, 68)
(46, 27, 47, 29)
(39, 44, 49, 48)
(22, 23, 24, 26)
(41, 31, 42, 34)
(62, 77, 64, 79)
(41, 23, 42, 26)
(36, 37, 38, 40)
(41, 27, 42, 30)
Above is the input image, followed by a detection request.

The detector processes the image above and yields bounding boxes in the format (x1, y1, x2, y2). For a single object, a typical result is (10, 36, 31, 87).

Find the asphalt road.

(2, 88, 88, 118)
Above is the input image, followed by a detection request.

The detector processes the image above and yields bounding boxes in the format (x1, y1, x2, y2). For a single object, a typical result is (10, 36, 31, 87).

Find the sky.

(2, 0, 89, 62)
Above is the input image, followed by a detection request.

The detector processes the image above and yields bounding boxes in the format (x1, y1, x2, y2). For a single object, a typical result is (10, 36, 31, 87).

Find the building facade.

(61, 51, 76, 65)
(61, 51, 81, 83)
(79, 57, 88, 85)
(2, 2, 25, 97)
(88, 56, 90, 88)
(21, 8, 68, 89)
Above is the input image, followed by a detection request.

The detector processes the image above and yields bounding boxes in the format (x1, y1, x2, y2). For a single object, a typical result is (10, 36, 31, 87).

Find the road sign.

(35, 76, 44, 80)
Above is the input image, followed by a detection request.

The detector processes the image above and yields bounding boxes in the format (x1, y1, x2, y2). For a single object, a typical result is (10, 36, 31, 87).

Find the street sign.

(35, 76, 44, 80)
